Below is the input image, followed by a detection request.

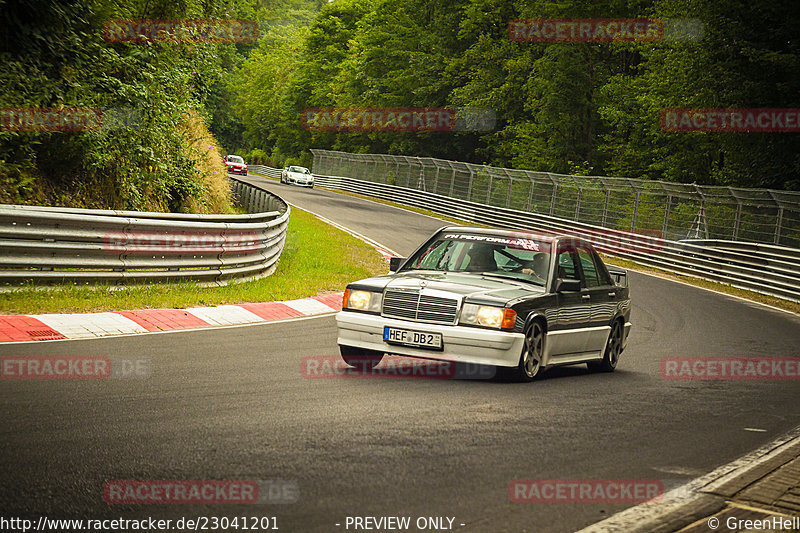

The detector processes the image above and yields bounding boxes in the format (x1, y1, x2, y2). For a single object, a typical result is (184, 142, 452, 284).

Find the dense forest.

(1, 0, 798, 212)
(234, 0, 800, 189)
(0, 0, 322, 210)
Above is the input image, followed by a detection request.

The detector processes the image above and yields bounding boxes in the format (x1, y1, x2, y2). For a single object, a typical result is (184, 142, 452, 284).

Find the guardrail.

(309, 173, 800, 302)
(248, 165, 282, 179)
(0, 177, 290, 287)
(311, 149, 800, 248)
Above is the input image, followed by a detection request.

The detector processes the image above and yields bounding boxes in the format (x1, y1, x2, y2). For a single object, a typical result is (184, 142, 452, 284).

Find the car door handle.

(582, 294, 591, 300)
(608, 292, 616, 297)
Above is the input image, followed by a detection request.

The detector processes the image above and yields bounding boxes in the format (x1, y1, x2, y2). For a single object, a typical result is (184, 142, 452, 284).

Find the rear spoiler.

(607, 266, 628, 288)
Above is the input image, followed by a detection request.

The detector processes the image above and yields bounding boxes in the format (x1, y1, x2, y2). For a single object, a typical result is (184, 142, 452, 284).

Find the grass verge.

(0, 208, 387, 314)
(317, 186, 800, 315)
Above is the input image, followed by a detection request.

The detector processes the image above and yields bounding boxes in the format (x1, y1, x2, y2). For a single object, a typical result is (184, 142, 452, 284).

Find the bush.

(244, 148, 271, 166)
(0, 0, 235, 214)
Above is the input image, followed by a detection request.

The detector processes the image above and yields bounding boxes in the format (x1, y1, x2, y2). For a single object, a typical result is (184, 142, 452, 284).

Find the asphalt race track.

(1, 176, 799, 532)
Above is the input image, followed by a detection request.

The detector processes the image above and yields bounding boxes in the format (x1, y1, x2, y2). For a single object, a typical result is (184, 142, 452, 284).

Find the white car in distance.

(280, 166, 314, 188)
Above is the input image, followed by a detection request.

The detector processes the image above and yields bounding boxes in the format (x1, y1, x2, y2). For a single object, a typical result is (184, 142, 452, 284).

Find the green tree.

(599, 0, 800, 188)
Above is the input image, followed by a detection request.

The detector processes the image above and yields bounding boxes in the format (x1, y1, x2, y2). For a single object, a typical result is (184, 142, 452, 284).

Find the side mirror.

(389, 257, 406, 273)
(554, 278, 581, 292)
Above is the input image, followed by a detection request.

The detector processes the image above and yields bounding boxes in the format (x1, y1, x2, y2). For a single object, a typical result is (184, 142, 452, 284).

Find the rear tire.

(339, 345, 384, 370)
(587, 320, 623, 373)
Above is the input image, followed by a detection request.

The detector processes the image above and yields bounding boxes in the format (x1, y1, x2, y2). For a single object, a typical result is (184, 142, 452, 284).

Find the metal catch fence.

(311, 149, 800, 248)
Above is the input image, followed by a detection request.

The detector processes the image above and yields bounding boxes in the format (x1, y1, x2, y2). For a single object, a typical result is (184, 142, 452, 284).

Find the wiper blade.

(479, 272, 545, 286)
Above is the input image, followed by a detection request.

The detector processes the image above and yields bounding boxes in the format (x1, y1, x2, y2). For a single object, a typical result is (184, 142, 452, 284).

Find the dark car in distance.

(336, 226, 632, 381)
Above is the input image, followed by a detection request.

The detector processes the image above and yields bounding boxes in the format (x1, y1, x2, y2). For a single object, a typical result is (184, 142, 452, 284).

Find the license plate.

(383, 327, 443, 350)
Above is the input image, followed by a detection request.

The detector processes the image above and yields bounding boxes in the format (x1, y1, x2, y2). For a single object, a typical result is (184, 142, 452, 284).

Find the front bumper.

(336, 311, 525, 368)
(288, 177, 313, 187)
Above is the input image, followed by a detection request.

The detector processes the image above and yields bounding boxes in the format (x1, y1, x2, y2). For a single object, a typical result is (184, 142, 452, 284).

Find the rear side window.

(592, 251, 613, 286)
(577, 247, 600, 287)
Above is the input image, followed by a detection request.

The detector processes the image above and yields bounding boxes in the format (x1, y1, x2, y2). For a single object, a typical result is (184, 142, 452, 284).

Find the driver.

(465, 245, 497, 272)
(522, 253, 549, 279)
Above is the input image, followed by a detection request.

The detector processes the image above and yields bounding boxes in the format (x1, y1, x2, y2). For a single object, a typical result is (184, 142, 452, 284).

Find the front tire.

(504, 321, 544, 382)
(340, 345, 384, 370)
(588, 320, 623, 373)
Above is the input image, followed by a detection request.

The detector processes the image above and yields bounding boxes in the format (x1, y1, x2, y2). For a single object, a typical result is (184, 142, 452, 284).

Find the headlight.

(343, 288, 383, 313)
(460, 304, 517, 329)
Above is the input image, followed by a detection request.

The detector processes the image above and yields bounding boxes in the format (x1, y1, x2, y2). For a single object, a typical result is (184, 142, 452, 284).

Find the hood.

(351, 271, 544, 305)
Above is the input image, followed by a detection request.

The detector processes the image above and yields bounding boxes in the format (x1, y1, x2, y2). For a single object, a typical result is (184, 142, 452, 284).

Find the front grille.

(382, 290, 459, 325)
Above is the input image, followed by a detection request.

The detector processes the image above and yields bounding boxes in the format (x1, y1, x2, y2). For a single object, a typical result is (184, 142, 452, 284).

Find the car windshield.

(227, 156, 244, 164)
(289, 166, 310, 174)
(403, 232, 551, 285)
